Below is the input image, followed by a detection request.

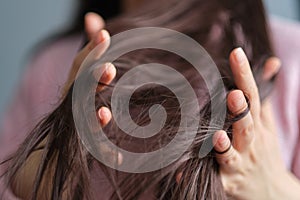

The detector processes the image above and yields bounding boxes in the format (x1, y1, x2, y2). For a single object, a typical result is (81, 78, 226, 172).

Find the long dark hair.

(2, 0, 274, 199)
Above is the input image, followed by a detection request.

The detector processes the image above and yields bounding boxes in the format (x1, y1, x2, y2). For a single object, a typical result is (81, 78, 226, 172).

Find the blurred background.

(0, 0, 299, 120)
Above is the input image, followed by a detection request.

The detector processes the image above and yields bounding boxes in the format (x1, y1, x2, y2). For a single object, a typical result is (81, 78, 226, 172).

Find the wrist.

(271, 170, 300, 200)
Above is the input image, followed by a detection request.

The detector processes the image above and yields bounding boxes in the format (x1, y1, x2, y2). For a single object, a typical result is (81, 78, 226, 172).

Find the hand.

(213, 48, 300, 199)
(62, 12, 111, 97)
(63, 12, 121, 164)
(61, 12, 117, 136)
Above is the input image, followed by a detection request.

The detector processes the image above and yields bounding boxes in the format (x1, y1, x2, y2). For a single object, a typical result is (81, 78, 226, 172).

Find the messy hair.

(2, 0, 274, 199)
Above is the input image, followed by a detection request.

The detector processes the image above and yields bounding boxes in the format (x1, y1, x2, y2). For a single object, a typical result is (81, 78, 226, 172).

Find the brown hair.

(2, 0, 274, 199)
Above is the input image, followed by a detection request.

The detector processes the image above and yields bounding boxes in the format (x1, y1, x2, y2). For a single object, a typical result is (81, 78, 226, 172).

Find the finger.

(227, 90, 254, 152)
(79, 30, 111, 72)
(98, 143, 123, 166)
(98, 107, 112, 127)
(262, 57, 281, 81)
(213, 130, 240, 173)
(62, 30, 110, 97)
(75, 29, 110, 70)
(176, 172, 183, 184)
(260, 100, 277, 134)
(97, 107, 123, 165)
(93, 63, 117, 92)
(88, 106, 112, 133)
(99, 142, 123, 166)
(229, 48, 260, 118)
(85, 12, 105, 40)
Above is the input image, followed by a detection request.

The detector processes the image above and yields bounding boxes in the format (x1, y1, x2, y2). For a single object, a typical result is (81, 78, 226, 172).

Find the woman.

(2, 0, 296, 199)
(0, 0, 142, 162)
(1, 0, 300, 200)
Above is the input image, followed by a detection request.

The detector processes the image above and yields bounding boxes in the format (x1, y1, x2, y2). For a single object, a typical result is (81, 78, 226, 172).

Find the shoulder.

(270, 17, 300, 42)
(30, 34, 84, 70)
(0, 34, 84, 155)
(269, 17, 300, 86)
(26, 34, 84, 89)
(268, 17, 300, 171)
(270, 17, 300, 61)
(21, 34, 84, 110)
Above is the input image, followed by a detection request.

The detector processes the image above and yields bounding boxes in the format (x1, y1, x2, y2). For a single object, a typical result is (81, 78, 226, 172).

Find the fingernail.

(99, 107, 108, 121)
(102, 63, 113, 80)
(100, 30, 110, 43)
(176, 172, 183, 184)
(118, 152, 123, 165)
(98, 30, 109, 44)
(218, 133, 228, 149)
(234, 48, 247, 64)
(92, 30, 109, 46)
(232, 94, 246, 109)
(228, 90, 246, 113)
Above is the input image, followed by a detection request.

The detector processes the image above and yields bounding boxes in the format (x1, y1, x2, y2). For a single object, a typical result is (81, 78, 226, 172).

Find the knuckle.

(245, 86, 259, 101)
(220, 151, 238, 166)
(223, 176, 245, 197)
(224, 156, 236, 166)
(224, 184, 238, 196)
(240, 122, 254, 136)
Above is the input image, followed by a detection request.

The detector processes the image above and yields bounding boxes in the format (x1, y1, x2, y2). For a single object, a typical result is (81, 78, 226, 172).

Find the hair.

(57, 0, 122, 38)
(2, 0, 275, 199)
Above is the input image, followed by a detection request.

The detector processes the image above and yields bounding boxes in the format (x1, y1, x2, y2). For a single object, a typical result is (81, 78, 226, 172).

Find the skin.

(212, 48, 300, 199)
(12, 11, 300, 199)
(80, 13, 300, 199)
(12, 14, 113, 199)
(104, 7, 296, 199)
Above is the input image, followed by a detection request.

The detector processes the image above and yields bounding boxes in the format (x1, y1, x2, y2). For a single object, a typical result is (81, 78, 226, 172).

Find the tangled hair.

(2, 0, 275, 199)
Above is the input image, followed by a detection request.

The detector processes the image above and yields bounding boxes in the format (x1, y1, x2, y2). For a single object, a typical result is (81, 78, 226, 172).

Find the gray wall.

(265, 0, 299, 20)
(0, 0, 76, 119)
(0, 0, 299, 120)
